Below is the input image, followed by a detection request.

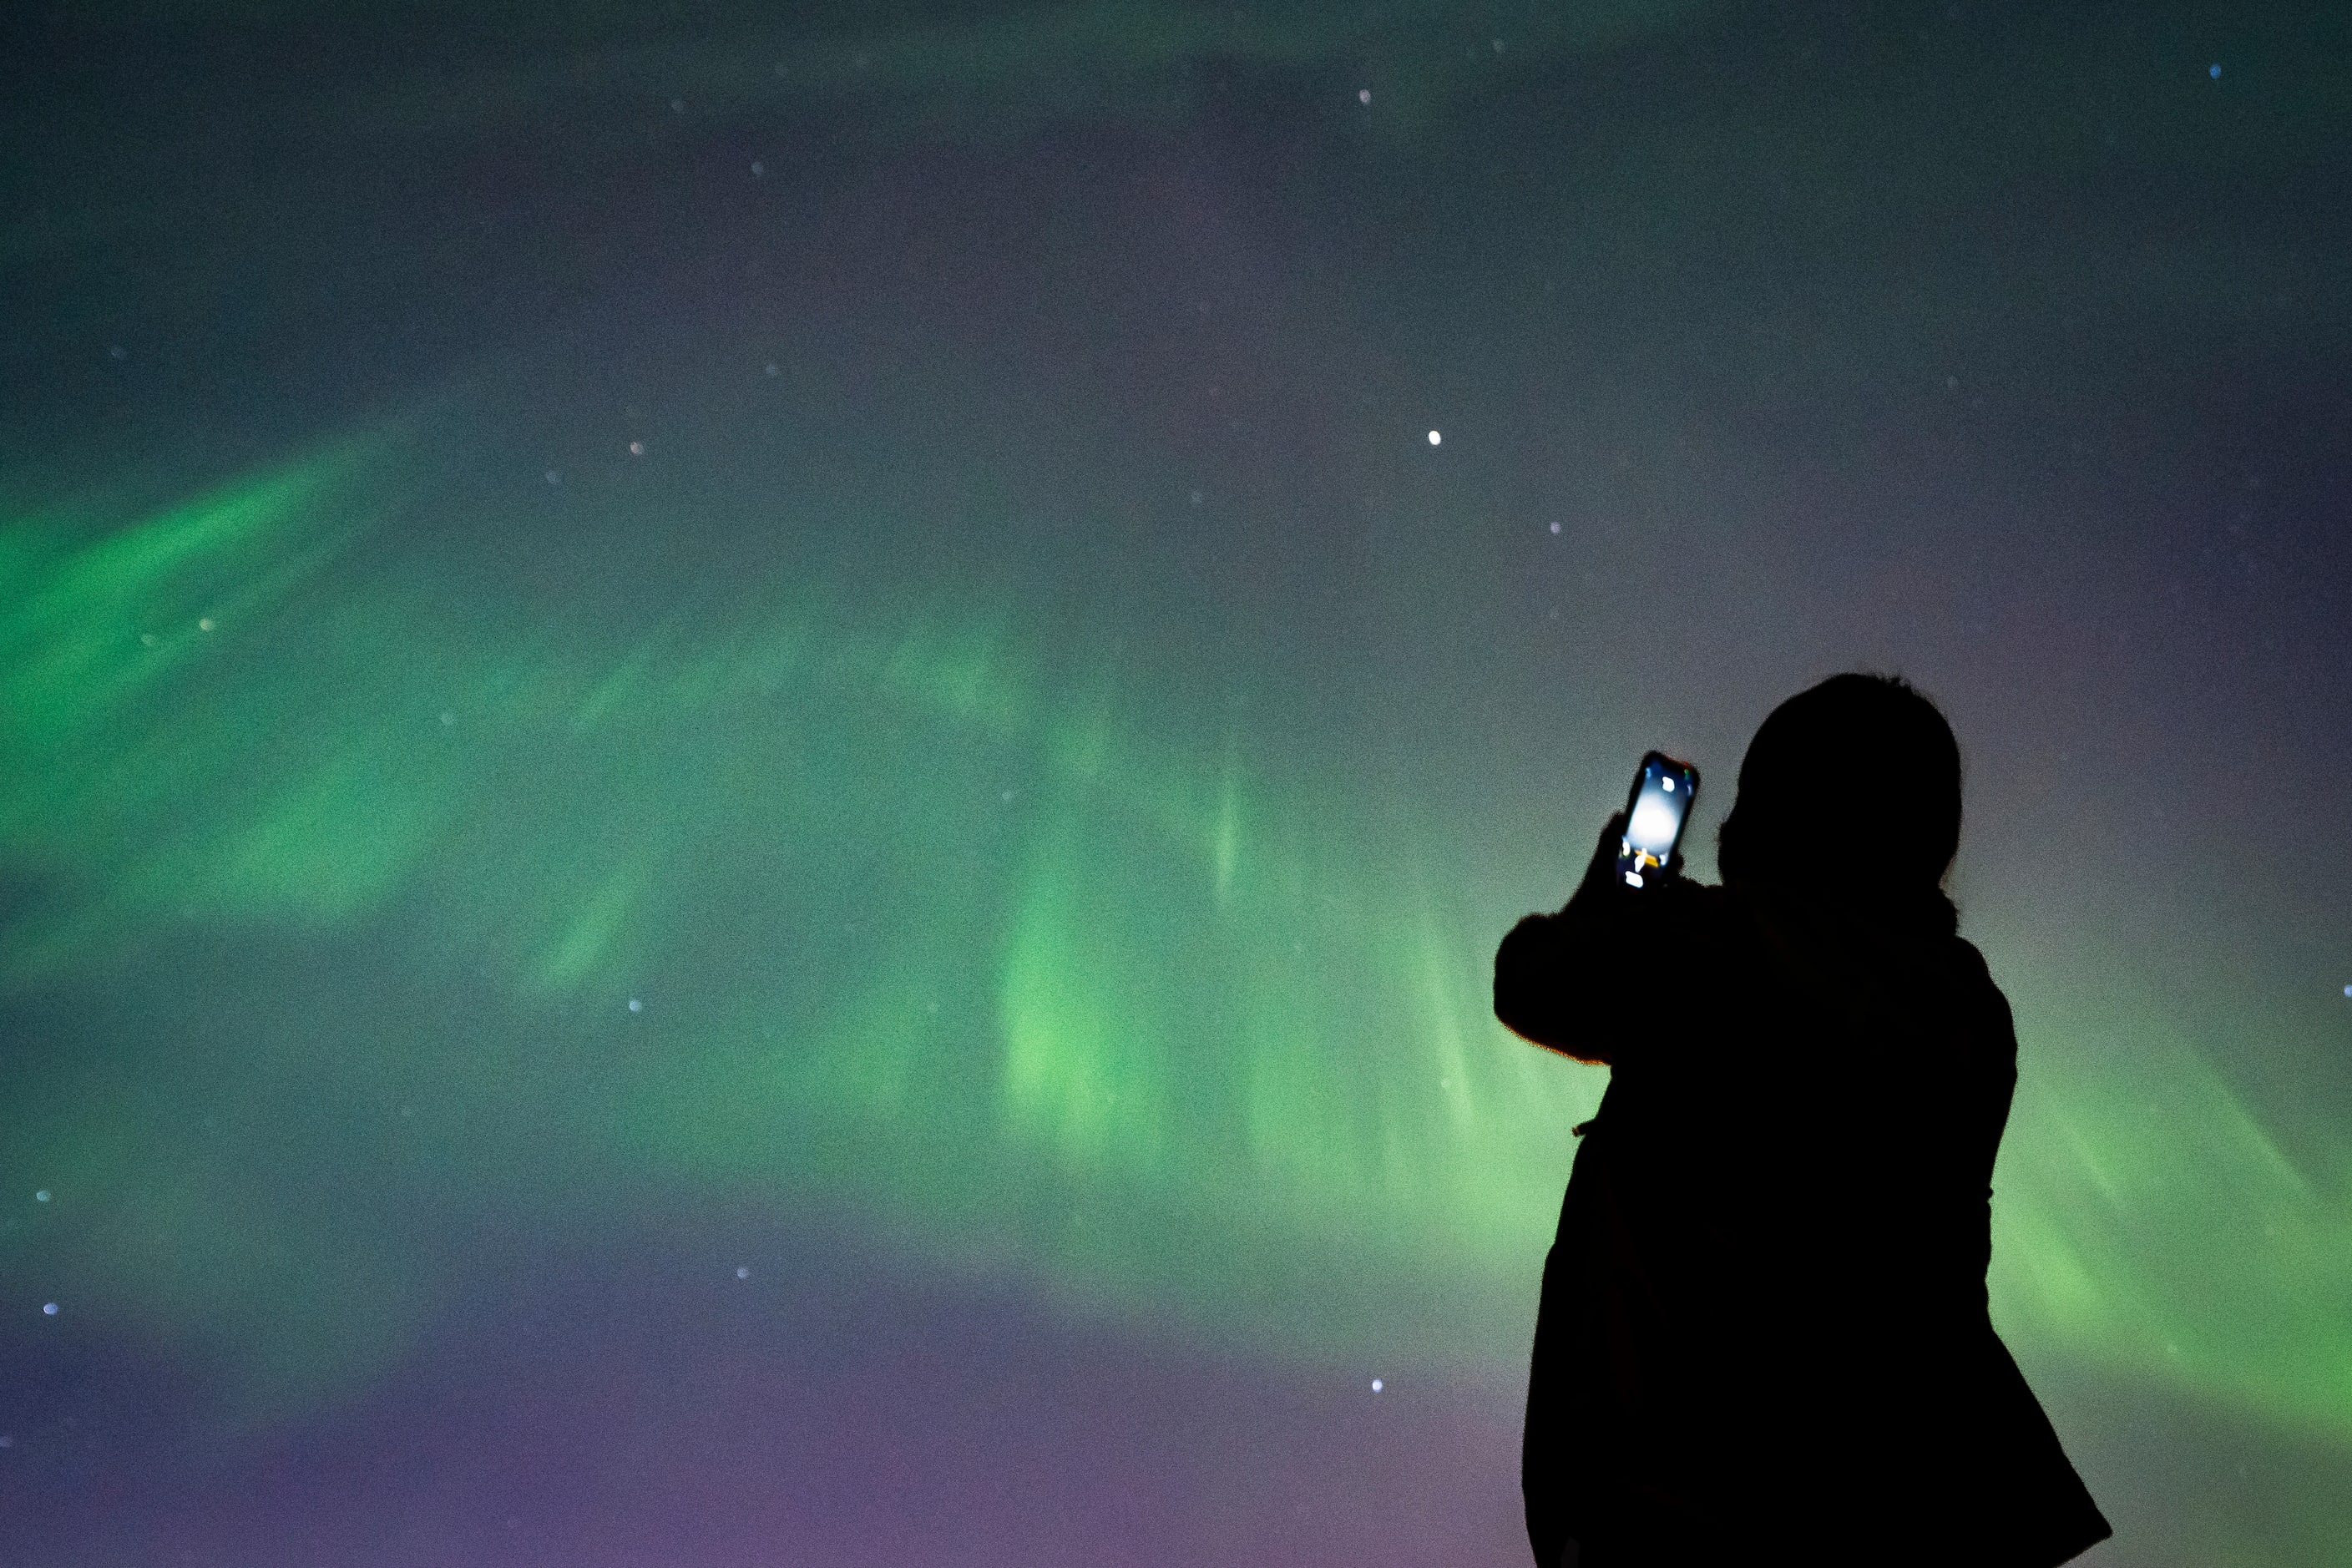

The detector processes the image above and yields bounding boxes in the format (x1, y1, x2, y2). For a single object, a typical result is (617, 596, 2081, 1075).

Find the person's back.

(1496, 675, 2110, 1567)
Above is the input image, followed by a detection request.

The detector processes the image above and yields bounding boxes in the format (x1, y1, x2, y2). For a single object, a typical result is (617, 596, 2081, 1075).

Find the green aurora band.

(2, 435, 2346, 1463)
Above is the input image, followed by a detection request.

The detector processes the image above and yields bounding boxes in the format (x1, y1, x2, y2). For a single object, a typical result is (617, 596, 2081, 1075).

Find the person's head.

(1717, 673, 1962, 903)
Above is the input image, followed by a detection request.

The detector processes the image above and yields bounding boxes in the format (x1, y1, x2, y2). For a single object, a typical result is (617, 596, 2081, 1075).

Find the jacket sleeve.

(1494, 824, 1697, 1065)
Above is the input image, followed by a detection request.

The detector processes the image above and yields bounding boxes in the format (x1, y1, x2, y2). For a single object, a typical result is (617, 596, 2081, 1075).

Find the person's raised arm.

(1493, 812, 1686, 1065)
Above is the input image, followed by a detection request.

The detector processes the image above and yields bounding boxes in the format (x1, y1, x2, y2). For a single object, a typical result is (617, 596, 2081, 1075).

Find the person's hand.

(1574, 810, 1687, 902)
(1576, 812, 1631, 899)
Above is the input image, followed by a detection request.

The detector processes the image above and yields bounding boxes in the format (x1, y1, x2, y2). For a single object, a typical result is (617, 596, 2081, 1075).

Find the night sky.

(3, 2, 2349, 1564)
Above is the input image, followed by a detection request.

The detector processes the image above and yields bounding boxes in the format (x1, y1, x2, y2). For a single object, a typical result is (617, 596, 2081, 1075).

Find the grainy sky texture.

(3, 3, 2349, 1564)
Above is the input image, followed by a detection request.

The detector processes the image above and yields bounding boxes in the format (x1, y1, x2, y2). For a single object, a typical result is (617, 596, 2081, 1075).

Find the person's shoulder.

(1941, 931, 2011, 1001)
(1946, 932, 1995, 979)
(1939, 930, 2019, 1050)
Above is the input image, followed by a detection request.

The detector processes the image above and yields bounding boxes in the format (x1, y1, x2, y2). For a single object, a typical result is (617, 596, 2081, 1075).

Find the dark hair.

(1717, 672, 1962, 901)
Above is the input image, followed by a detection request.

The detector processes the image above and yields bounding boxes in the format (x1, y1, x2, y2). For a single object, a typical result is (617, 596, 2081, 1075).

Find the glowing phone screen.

(1617, 754, 1698, 888)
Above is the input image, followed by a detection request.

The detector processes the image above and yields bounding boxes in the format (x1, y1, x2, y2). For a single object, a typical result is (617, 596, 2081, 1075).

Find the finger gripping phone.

(1618, 751, 1699, 889)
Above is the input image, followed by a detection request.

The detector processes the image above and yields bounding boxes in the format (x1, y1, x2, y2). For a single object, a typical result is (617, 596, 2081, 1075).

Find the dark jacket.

(1495, 865, 2111, 1568)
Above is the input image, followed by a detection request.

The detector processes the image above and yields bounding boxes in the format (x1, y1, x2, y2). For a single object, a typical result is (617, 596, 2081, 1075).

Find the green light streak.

(1990, 984, 2352, 1445)
(0, 438, 2345, 1468)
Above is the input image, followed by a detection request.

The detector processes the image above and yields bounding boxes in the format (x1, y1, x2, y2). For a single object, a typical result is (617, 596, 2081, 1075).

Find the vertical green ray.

(1990, 962, 2352, 1446)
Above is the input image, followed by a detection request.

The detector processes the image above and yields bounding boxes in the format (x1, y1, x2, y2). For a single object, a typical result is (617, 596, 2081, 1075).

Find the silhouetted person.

(1496, 674, 2111, 1568)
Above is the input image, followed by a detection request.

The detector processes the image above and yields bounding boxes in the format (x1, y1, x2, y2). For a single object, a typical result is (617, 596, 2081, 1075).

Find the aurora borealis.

(4, 2, 2350, 1564)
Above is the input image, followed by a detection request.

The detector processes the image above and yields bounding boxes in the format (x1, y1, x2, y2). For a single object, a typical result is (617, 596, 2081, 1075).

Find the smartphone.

(1616, 751, 1700, 889)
